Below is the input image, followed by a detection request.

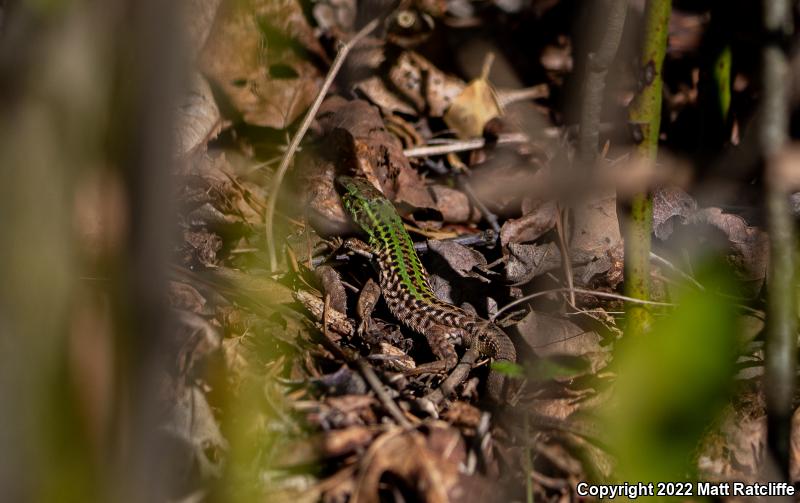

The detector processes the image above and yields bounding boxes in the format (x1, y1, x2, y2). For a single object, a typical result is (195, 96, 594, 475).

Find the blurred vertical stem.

(625, 0, 671, 336)
(713, 46, 732, 123)
(760, 0, 796, 477)
(578, 0, 628, 167)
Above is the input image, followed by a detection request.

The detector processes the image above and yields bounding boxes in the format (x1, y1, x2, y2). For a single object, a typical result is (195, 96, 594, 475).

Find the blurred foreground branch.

(578, 0, 628, 166)
(760, 0, 796, 478)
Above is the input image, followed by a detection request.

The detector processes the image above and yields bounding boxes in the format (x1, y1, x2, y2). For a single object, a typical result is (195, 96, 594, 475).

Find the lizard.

(335, 175, 517, 401)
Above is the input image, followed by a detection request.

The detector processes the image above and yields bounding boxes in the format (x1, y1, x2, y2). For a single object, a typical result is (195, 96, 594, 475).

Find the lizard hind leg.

(404, 324, 461, 376)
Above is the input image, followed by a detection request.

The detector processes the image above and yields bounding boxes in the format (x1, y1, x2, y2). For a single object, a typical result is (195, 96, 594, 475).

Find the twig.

(322, 295, 412, 428)
(497, 84, 550, 107)
(423, 346, 481, 405)
(648, 252, 705, 291)
(459, 180, 501, 234)
(403, 133, 529, 158)
(491, 287, 674, 321)
(554, 204, 575, 306)
(265, 19, 380, 272)
(355, 359, 413, 429)
(761, 0, 796, 478)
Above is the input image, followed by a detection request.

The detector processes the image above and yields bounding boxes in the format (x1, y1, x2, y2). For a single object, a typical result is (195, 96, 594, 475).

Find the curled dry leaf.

(442, 401, 482, 429)
(183, 0, 225, 60)
(316, 265, 347, 315)
(356, 277, 381, 334)
(315, 97, 436, 212)
(312, 365, 369, 396)
(428, 239, 492, 282)
(200, 0, 325, 128)
(443, 56, 503, 139)
(352, 429, 455, 503)
(697, 391, 766, 483)
(382, 51, 465, 117)
(174, 73, 222, 157)
(169, 281, 208, 314)
(652, 186, 698, 240)
(162, 385, 228, 478)
(181, 229, 223, 267)
(688, 207, 768, 286)
(174, 310, 222, 379)
(499, 200, 558, 246)
(351, 424, 493, 503)
(504, 241, 610, 286)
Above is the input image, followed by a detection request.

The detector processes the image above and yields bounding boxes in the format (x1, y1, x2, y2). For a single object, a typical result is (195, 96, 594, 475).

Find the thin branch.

(422, 346, 481, 405)
(554, 205, 575, 306)
(402, 133, 530, 158)
(648, 252, 705, 291)
(322, 295, 413, 428)
(491, 287, 674, 321)
(459, 179, 501, 234)
(265, 19, 380, 271)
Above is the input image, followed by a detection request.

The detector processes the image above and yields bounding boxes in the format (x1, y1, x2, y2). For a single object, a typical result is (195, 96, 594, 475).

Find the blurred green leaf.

(491, 360, 524, 377)
(525, 356, 590, 381)
(608, 261, 739, 485)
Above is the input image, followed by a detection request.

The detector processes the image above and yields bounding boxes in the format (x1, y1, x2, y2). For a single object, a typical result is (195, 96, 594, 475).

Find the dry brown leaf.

(428, 239, 492, 282)
(499, 200, 558, 246)
(515, 311, 603, 359)
(175, 74, 222, 156)
(652, 186, 698, 240)
(162, 385, 228, 478)
(504, 242, 558, 284)
(442, 401, 482, 429)
(430, 185, 479, 223)
(689, 207, 769, 285)
(352, 429, 455, 503)
(386, 51, 465, 117)
(444, 55, 503, 139)
(200, 0, 325, 128)
(312, 97, 436, 211)
(570, 193, 621, 259)
(316, 265, 347, 315)
(169, 281, 207, 313)
(352, 424, 494, 503)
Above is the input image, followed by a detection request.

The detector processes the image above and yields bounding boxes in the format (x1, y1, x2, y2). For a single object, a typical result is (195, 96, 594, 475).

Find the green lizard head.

(336, 176, 401, 241)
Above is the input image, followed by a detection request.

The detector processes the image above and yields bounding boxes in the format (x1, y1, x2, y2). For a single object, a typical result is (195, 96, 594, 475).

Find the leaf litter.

(165, 1, 782, 501)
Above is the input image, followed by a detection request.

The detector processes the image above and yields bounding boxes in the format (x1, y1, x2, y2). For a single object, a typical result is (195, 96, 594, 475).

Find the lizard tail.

(480, 324, 517, 402)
